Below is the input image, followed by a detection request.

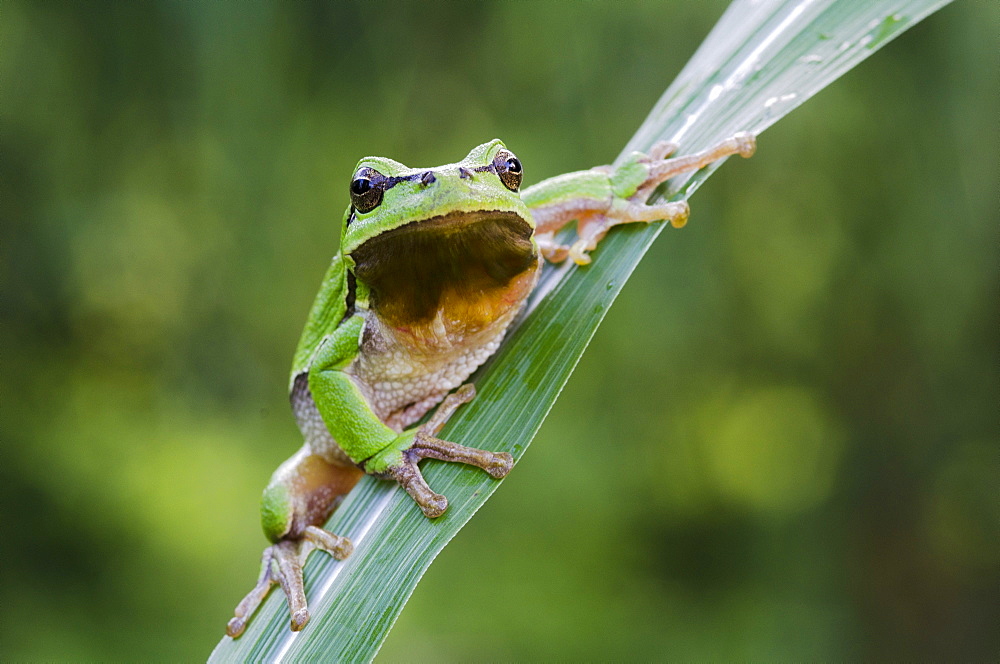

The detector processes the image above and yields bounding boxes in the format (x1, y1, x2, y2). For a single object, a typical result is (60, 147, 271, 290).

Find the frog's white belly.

(290, 305, 520, 466)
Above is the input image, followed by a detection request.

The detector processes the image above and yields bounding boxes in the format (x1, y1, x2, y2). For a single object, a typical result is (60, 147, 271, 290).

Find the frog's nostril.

(420, 171, 436, 186)
(458, 167, 473, 180)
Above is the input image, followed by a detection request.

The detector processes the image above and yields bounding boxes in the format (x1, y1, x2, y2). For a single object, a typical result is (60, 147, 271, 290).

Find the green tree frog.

(226, 134, 756, 637)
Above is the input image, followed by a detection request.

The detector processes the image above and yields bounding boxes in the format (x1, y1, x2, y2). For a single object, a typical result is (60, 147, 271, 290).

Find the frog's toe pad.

(485, 451, 514, 479)
(227, 615, 249, 639)
(290, 608, 311, 632)
(421, 493, 449, 518)
(733, 132, 757, 158)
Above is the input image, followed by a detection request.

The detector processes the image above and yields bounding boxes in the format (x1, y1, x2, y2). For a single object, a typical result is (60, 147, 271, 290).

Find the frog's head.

(340, 139, 532, 254)
(340, 140, 539, 332)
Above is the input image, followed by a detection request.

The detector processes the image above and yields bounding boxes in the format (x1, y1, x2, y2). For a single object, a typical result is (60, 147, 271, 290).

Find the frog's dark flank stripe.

(342, 270, 357, 322)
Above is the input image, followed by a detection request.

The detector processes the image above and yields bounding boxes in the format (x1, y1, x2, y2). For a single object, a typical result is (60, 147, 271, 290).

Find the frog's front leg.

(526, 133, 756, 265)
(367, 384, 513, 517)
(309, 316, 513, 519)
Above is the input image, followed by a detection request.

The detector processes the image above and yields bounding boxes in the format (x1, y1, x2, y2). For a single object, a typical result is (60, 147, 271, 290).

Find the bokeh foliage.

(1, 1, 996, 661)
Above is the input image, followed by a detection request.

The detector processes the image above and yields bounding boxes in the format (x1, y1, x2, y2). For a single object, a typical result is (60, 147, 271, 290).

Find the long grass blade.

(210, 0, 953, 660)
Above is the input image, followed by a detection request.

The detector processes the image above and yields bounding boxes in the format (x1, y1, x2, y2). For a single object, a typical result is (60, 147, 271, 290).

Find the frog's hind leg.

(226, 450, 360, 638)
(378, 384, 513, 518)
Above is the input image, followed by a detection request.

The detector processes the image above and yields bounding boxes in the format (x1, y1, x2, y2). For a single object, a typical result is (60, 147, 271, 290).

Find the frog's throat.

(350, 209, 537, 333)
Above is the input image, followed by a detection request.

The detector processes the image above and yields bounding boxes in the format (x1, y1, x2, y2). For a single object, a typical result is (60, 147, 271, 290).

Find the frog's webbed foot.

(569, 133, 756, 265)
(378, 384, 513, 518)
(226, 525, 352, 638)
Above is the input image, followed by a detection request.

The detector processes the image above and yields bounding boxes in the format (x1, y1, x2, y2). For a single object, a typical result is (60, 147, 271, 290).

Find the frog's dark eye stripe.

(383, 173, 430, 188)
(351, 166, 437, 198)
(351, 168, 442, 214)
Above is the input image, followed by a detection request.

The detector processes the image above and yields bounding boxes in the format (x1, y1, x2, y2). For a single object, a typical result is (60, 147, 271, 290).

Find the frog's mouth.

(351, 210, 537, 329)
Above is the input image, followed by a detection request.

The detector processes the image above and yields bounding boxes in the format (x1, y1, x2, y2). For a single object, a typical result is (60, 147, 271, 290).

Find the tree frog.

(226, 133, 756, 637)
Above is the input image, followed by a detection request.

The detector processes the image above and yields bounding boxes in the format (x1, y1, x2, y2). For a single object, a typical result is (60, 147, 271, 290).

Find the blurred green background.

(2, 1, 996, 660)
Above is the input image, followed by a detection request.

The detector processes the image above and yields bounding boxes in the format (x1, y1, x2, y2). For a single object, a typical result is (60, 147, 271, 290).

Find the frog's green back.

(289, 253, 349, 387)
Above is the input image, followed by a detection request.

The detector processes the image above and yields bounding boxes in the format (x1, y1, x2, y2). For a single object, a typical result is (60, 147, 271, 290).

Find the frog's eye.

(493, 149, 522, 191)
(350, 167, 386, 213)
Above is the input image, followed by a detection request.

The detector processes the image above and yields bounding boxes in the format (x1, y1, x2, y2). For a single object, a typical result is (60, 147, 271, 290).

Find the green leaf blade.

(210, 0, 953, 660)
